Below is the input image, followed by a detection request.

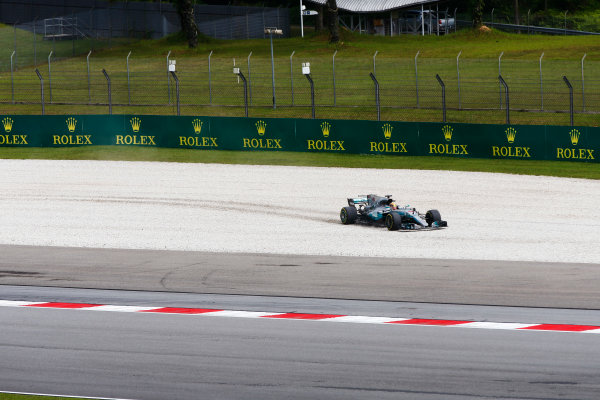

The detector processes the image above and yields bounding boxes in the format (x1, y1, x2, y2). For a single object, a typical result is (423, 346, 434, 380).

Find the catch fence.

(1, 52, 599, 127)
(0, 0, 290, 62)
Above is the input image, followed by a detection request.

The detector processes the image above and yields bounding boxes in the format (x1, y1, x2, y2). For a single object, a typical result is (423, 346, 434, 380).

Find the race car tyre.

(426, 209, 442, 227)
(340, 206, 357, 224)
(386, 212, 403, 231)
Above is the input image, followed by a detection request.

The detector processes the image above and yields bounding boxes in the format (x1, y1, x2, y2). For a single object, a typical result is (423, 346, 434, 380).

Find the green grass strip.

(0, 392, 121, 400)
(2, 147, 599, 180)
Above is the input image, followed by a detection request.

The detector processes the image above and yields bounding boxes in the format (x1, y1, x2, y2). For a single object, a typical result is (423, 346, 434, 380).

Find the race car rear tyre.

(340, 206, 357, 224)
(426, 209, 442, 227)
(386, 213, 403, 231)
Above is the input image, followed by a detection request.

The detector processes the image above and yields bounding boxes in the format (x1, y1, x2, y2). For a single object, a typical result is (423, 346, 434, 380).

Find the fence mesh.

(1, 45, 599, 126)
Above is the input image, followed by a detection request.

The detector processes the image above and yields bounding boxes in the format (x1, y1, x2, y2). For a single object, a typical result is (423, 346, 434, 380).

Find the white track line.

(0, 390, 136, 400)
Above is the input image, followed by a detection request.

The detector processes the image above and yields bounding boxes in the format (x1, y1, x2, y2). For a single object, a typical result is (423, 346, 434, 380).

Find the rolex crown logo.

(192, 118, 203, 134)
(505, 127, 517, 144)
(2, 117, 14, 133)
(442, 125, 453, 142)
(255, 120, 267, 136)
(569, 129, 581, 146)
(130, 117, 142, 133)
(66, 117, 77, 133)
(382, 123, 393, 140)
(321, 122, 331, 138)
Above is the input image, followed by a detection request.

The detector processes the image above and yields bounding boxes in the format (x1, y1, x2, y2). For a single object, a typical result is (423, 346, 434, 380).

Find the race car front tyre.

(426, 209, 442, 227)
(340, 206, 358, 224)
(386, 213, 402, 231)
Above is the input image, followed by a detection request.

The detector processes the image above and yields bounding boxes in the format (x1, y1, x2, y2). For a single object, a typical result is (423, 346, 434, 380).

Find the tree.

(514, 0, 520, 25)
(175, 0, 199, 48)
(327, 0, 340, 43)
(472, 0, 485, 28)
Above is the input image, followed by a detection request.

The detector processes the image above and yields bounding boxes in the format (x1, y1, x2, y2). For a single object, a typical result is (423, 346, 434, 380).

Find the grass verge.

(1, 147, 599, 180)
(2, 27, 600, 126)
(0, 393, 103, 400)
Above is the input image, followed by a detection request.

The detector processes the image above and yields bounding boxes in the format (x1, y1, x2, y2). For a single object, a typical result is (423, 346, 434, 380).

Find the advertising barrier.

(0, 115, 597, 163)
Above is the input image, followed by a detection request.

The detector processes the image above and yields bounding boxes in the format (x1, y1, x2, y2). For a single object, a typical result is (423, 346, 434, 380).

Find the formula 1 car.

(340, 194, 447, 231)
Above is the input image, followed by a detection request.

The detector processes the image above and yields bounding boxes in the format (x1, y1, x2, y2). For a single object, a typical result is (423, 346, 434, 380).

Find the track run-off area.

(1, 159, 600, 399)
(1, 160, 599, 263)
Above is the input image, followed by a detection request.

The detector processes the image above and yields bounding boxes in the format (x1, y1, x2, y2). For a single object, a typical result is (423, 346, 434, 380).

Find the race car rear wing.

(347, 197, 368, 206)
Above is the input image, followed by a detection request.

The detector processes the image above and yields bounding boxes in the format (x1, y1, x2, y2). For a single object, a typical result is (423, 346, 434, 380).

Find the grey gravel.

(1, 159, 598, 263)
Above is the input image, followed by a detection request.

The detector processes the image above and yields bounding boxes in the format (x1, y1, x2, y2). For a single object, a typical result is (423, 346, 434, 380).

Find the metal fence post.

(445, 8, 449, 34)
(563, 76, 574, 126)
(498, 75, 510, 124)
(435, 4, 438, 35)
(581, 53, 586, 112)
(414, 50, 420, 108)
(332, 50, 337, 106)
(456, 50, 462, 109)
(300, 0, 304, 37)
(33, 18, 37, 67)
(102, 69, 112, 115)
(87, 50, 92, 104)
(237, 70, 249, 117)
(127, 51, 132, 105)
(269, 30, 276, 110)
(48, 51, 53, 103)
(35, 69, 45, 115)
(10, 51, 15, 104)
(166, 50, 171, 104)
(539, 52, 544, 110)
(304, 73, 316, 119)
(421, 4, 424, 35)
(208, 50, 213, 104)
(436, 74, 446, 123)
(290, 50, 295, 106)
(247, 51, 252, 106)
(369, 72, 381, 121)
(454, 8, 457, 33)
(373, 50, 378, 77)
(170, 71, 180, 116)
(13, 22, 17, 69)
(498, 51, 503, 109)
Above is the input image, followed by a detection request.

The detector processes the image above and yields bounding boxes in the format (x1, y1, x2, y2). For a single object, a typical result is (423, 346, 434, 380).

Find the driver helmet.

(390, 202, 397, 210)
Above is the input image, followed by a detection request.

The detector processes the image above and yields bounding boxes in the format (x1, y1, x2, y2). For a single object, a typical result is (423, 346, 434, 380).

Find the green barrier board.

(0, 115, 597, 163)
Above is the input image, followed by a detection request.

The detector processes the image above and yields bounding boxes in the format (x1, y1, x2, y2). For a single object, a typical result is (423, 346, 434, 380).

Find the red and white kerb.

(1, 300, 599, 334)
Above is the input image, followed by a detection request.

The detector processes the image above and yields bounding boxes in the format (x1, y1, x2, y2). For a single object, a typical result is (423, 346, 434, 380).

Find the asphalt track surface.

(2, 296, 600, 400)
(2, 246, 600, 399)
(1, 245, 600, 309)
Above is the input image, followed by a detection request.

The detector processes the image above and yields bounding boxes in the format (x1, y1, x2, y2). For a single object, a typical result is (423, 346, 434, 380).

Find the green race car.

(340, 194, 447, 231)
